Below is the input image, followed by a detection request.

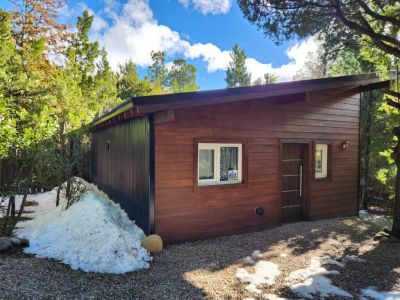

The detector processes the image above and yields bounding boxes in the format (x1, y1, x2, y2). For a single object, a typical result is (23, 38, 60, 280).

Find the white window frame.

(198, 143, 242, 186)
(315, 144, 328, 179)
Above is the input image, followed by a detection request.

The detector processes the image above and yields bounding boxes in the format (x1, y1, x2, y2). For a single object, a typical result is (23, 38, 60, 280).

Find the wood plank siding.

(154, 88, 360, 243)
(91, 116, 154, 234)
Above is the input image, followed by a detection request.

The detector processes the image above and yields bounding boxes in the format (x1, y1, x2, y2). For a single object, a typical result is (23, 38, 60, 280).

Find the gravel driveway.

(1, 215, 399, 300)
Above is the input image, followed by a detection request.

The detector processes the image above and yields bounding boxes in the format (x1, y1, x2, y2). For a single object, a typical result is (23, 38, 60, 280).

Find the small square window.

(315, 144, 328, 179)
(198, 143, 242, 186)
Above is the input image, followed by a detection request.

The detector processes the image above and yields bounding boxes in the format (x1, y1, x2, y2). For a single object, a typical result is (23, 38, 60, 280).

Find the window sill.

(314, 177, 332, 182)
(195, 181, 246, 189)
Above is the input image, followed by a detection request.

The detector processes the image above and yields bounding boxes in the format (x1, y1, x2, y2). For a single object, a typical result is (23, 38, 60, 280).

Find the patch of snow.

(252, 250, 263, 259)
(342, 255, 366, 264)
(244, 256, 256, 265)
(236, 260, 281, 294)
(321, 257, 345, 268)
(359, 210, 369, 217)
(17, 178, 151, 274)
(0, 191, 54, 218)
(286, 257, 352, 299)
(263, 293, 299, 300)
(361, 287, 400, 300)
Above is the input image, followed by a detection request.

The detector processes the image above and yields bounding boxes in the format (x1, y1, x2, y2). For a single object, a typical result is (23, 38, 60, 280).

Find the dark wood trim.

(149, 115, 155, 234)
(279, 140, 311, 222)
(278, 141, 283, 224)
(356, 92, 362, 214)
(193, 137, 249, 190)
(312, 141, 335, 182)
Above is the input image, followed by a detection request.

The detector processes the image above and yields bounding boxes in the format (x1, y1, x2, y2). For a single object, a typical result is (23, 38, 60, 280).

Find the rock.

(383, 227, 391, 234)
(243, 256, 256, 265)
(10, 237, 21, 246)
(0, 237, 12, 252)
(19, 238, 29, 247)
(141, 235, 163, 253)
(373, 232, 389, 241)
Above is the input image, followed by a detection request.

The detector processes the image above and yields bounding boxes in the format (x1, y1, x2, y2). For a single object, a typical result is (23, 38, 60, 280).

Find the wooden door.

(281, 143, 306, 223)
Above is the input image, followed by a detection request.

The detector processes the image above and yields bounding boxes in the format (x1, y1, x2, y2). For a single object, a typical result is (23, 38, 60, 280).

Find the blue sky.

(2, 0, 318, 90)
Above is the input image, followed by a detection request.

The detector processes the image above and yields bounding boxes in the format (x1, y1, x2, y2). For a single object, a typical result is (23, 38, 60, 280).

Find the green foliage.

(168, 58, 198, 92)
(117, 60, 152, 100)
(147, 51, 168, 89)
(0, 5, 200, 203)
(225, 44, 251, 88)
(253, 73, 277, 85)
(146, 51, 198, 93)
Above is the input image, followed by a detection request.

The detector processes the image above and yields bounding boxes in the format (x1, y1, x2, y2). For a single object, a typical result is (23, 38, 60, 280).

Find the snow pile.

(286, 257, 352, 299)
(361, 287, 400, 300)
(263, 294, 297, 300)
(236, 260, 281, 294)
(342, 255, 366, 264)
(17, 178, 151, 274)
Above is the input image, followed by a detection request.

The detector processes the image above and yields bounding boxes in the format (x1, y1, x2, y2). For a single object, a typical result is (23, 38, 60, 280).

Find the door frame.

(279, 139, 311, 223)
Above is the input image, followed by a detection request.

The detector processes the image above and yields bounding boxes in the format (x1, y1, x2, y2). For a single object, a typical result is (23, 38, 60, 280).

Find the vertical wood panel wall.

(154, 88, 360, 243)
(91, 116, 153, 234)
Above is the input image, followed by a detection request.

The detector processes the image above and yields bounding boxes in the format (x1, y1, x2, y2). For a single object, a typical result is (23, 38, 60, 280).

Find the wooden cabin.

(90, 74, 390, 244)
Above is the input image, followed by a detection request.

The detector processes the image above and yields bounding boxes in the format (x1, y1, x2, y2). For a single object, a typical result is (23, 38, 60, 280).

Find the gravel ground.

(1, 215, 399, 300)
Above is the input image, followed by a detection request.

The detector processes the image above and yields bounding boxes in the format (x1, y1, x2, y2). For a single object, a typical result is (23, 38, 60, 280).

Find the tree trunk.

(56, 184, 62, 207)
(1, 195, 14, 236)
(10, 195, 15, 217)
(391, 126, 400, 238)
(8, 191, 28, 236)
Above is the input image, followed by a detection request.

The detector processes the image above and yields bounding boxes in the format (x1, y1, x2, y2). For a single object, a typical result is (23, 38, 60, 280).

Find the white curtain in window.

(220, 147, 238, 181)
(199, 149, 214, 180)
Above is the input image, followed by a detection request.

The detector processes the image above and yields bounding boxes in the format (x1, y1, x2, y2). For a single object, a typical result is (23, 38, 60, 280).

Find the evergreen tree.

(254, 73, 278, 85)
(225, 44, 251, 88)
(168, 58, 198, 92)
(147, 51, 168, 90)
(94, 48, 120, 116)
(117, 60, 152, 99)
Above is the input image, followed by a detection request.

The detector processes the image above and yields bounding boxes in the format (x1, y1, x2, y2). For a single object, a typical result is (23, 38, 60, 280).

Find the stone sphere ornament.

(140, 234, 163, 253)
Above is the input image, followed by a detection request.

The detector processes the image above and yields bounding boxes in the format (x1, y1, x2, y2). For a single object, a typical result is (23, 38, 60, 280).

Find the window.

(315, 144, 328, 179)
(198, 143, 242, 185)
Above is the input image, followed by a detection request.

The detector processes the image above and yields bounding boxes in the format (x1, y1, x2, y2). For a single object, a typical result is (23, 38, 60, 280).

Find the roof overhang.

(91, 73, 393, 129)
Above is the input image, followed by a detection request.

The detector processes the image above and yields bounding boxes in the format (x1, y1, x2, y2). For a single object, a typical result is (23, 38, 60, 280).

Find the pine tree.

(168, 58, 198, 93)
(117, 60, 152, 99)
(225, 44, 251, 88)
(94, 48, 121, 116)
(147, 51, 168, 90)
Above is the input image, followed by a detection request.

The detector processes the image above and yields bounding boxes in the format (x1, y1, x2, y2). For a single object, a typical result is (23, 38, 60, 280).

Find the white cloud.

(184, 43, 231, 72)
(179, 0, 232, 15)
(246, 37, 319, 82)
(90, 0, 318, 83)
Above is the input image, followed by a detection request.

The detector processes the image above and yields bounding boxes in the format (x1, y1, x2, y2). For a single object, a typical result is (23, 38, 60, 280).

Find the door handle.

(299, 165, 303, 197)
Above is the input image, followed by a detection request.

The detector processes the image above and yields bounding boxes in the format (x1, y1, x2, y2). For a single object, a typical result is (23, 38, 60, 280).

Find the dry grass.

(0, 215, 399, 300)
